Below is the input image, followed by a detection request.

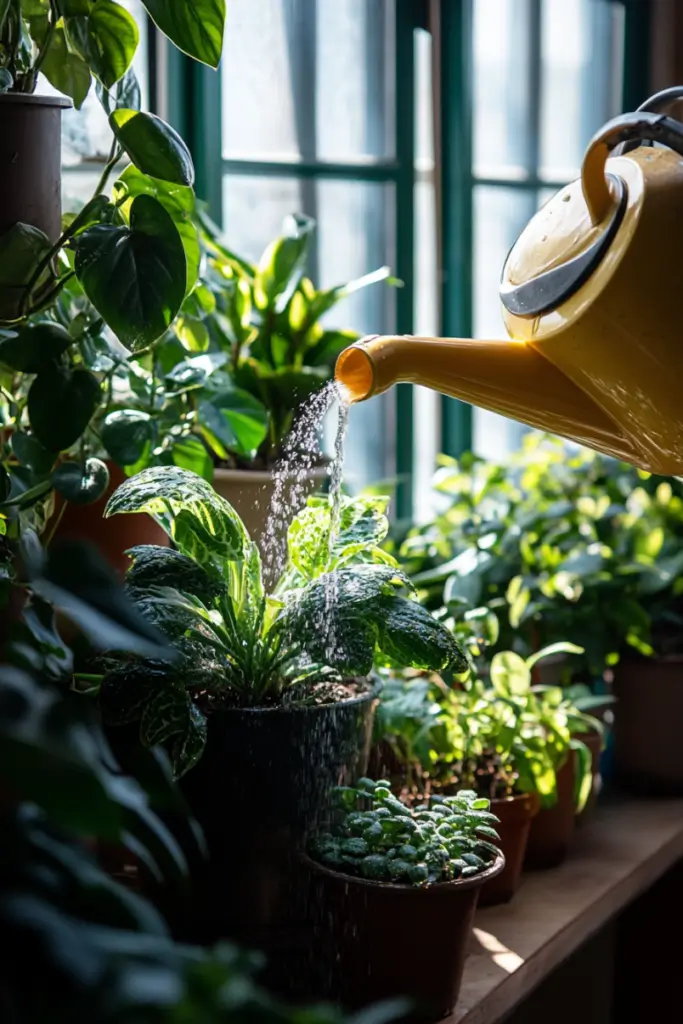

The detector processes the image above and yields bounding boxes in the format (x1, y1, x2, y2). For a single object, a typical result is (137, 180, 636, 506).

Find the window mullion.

(437, 0, 474, 458)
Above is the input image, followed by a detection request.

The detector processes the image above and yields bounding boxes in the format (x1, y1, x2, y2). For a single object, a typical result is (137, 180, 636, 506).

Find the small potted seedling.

(303, 778, 503, 1021)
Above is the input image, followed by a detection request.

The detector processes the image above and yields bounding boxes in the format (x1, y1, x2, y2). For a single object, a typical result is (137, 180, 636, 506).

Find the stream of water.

(262, 380, 351, 586)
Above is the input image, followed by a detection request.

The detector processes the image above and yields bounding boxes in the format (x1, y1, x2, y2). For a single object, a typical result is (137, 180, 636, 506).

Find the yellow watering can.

(335, 88, 683, 476)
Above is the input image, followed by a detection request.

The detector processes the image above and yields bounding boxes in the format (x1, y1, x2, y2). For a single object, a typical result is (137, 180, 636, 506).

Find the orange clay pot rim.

(301, 852, 505, 894)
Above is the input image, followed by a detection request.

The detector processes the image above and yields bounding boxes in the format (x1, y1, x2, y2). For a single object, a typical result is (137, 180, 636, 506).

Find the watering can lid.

(499, 172, 627, 318)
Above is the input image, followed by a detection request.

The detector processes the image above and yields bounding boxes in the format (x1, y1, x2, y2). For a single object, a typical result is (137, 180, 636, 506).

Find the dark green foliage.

(309, 780, 500, 885)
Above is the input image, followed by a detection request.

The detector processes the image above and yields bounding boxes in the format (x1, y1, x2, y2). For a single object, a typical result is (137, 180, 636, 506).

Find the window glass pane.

(473, 0, 533, 178)
(222, 174, 396, 488)
(222, 0, 395, 161)
(540, 0, 623, 180)
(472, 185, 536, 458)
(414, 28, 439, 522)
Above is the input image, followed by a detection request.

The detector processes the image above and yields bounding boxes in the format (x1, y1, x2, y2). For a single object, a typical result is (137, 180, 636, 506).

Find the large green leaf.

(105, 465, 250, 575)
(75, 194, 187, 350)
(254, 214, 315, 314)
(198, 388, 269, 458)
(171, 436, 213, 481)
(141, 0, 226, 68)
(0, 223, 52, 319)
(0, 322, 72, 373)
(114, 165, 199, 292)
(286, 495, 392, 580)
(66, 0, 139, 88)
(41, 25, 91, 108)
(376, 599, 467, 674)
(126, 545, 226, 606)
(110, 109, 194, 187)
(101, 409, 153, 467)
(28, 367, 102, 452)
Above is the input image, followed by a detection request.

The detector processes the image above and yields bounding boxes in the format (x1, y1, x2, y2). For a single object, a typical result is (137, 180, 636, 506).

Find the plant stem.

(44, 499, 66, 548)
(94, 141, 123, 197)
(33, 0, 59, 77)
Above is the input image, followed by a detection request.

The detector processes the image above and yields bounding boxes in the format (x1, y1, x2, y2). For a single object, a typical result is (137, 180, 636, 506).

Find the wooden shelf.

(451, 798, 683, 1024)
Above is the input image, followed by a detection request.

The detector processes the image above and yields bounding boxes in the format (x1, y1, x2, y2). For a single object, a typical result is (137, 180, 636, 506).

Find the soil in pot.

(613, 656, 683, 796)
(174, 681, 378, 955)
(50, 461, 168, 577)
(478, 792, 538, 906)
(299, 854, 505, 1022)
(524, 750, 577, 870)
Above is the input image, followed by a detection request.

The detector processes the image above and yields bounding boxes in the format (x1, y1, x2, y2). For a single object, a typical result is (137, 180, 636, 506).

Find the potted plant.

(0, 2, 229, 573)
(187, 211, 396, 541)
(302, 779, 503, 1020)
(482, 645, 603, 869)
(97, 466, 467, 947)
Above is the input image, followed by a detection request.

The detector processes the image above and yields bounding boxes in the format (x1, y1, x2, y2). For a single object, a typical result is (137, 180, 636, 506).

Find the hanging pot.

(0, 93, 71, 242)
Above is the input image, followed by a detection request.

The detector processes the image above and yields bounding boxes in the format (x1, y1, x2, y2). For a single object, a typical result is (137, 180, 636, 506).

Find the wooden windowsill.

(450, 798, 683, 1024)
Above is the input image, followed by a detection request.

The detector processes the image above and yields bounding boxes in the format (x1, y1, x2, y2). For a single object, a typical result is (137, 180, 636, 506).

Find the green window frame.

(155, 0, 649, 519)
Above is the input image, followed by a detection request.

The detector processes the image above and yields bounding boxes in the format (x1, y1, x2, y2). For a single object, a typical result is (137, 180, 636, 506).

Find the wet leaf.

(52, 458, 110, 505)
(110, 109, 194, 187)
(101, 409, 153, 467)
(126, 545, 226, 606)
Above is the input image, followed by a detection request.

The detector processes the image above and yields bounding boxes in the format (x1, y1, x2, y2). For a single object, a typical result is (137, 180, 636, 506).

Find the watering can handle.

(582, 110, 683, 225)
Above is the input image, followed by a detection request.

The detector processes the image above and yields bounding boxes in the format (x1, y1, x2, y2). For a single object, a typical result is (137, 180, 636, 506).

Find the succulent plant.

(309, 779, 500, 886)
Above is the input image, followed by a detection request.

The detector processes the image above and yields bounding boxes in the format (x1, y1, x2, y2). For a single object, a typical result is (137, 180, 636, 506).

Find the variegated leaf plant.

(100, 466, 466, 777)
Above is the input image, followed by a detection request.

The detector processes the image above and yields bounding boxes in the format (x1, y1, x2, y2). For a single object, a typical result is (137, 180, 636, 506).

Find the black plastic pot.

(177, 687, 378, 953)
(299, 854, 505, 1022)
(0, 94, 71, 241)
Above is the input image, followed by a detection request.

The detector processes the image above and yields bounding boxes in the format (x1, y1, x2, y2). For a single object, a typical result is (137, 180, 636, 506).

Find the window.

(54, 0, 635, 518)
(468, 0, 625, 460)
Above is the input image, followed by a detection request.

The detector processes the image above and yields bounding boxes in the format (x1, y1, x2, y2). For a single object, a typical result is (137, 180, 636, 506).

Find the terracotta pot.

(0, 94, 71, 319)
(574, 728, 603, 820)
(613, 656, 683, 795)
(524, 750, 577, 869)
(212, 466, 327, 564)
(51, 461, 168, 577)
(300, 854, 505, 1021)
(478, 792, 538, 906)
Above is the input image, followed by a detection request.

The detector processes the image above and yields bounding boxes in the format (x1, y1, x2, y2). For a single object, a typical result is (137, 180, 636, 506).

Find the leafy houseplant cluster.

(98, 467, 467, 777)
(309, 778, 500, 885)
(398, 433, 683, 678)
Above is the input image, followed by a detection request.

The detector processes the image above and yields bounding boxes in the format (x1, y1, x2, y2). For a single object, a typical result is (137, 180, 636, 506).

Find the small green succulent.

(308, 779, 500, 886)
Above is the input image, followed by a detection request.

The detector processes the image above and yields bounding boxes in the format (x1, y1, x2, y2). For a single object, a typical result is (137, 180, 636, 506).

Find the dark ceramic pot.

(613, 656, 683, 795)
(478, 792, 538, 905)
(524, 750, 577, 870)
(177, 687, 378, 949)
(299, 853, 505, 1022)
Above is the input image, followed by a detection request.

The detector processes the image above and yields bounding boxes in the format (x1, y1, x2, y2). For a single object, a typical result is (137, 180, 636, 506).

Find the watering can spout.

(335, 335, 643, 467)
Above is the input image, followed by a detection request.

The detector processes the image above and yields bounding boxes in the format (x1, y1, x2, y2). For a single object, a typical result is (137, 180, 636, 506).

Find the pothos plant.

(97, 467, 467, 778)
(399, 433, 683, 677)
(309, 778, 500, 885)
(0, 2, 227, 592)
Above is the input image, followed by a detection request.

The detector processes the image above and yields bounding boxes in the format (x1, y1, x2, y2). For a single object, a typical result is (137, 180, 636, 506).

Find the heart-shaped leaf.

(141, 0, 226, 69)
(171, 436, 213, 480)
(101, 409, 153, 467)
(0, 322, 72, 373)
(75, 194, 187, 350)
(28, 367, 102, 452)
(11, 432, 55, 476)
(52, 458, 110, 505)
(110, 109, 195, 187)
(114, 165, 198, 293)
(41, 25, 91, 108)
(86, 0, 139, 87)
